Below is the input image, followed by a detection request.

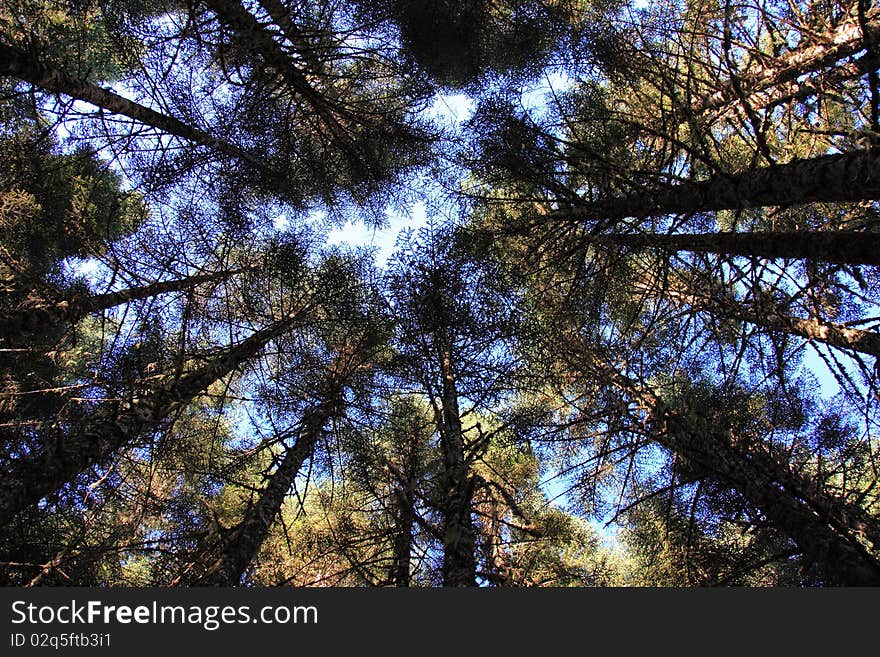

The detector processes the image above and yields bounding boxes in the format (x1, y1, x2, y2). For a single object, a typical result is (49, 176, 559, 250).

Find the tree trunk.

(584, 350, 880, 585)
(390, 485, 416, 587)
(651, 282, 880, 360)
(188, 400, 333, 586)
(389, 433, 420, 587)
(711, 50, 880, 121)
(736, 304, 880, 359)
(0, 268, 244, 338)
(0, 311, 305, 526)
(179, 341, 370, 585)
(255, 0, 323, 73)
(203, 0, 326, 111)
(555, 148, 880, 226)
(0, 43, 261, 168)
(437, 344, 477, 587)
(589, 230, 880, 266)
(481, 492, 513, 586)
(203, 0, 365, 158)
(691, 10, 880, 115)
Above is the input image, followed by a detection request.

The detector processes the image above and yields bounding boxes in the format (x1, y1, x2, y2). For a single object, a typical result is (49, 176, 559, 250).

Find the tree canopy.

(0, 0, 878, 586)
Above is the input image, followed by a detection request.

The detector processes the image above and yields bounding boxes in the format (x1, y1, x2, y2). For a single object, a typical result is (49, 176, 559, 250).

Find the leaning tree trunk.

(732, 303, 880, 360)
(0, 43, 263, 169)
(437, 341, 477, 587)
(180, 341, 371, 585)
(648, 282, 880, 360)
(589, 230, 880, 267)
(583, 349, 880, 585)
(202, 0, 330, 113)
(187, 400, 334, 586)
(709, 50, 880, 122)
(690, 9, 880, 115)
(255, 0, 325, 74)
(0, 311, 306, 526)
(202, 0, 369, 163)
(0, 268, 246, 338)
(553, 148, 880, 226)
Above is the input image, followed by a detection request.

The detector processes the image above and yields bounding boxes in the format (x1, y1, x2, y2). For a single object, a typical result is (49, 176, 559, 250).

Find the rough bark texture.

(188, 401, 332, 586)
(692, 12, 880, 114)
(437, 344, 477, 587)
(480, 492, 513, 586)
(0, 43, 260, 167)
(587, 352, 880, 585)
(180, 343, 370, 586)
(0, 313, 303, 526)
(0, 269, 242, 337)
(558, 148, 880, 225)
(591, 230, 880, 266)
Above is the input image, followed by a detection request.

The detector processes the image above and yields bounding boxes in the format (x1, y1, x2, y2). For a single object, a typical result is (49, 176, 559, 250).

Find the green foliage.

(364, 0, 584, 88)
(0, 128, 145, 277)
(0, 0, 144, 80)
(0, 0, 878, 588)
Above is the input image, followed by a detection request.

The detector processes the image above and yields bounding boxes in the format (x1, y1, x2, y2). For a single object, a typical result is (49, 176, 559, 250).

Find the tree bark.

(255, 0, 323, 73)
(583, 349, 880, 585)
(188, 401, 333, 586)
(437, 343, 477, 587)
(711, 50, 880, 120)
(735, 304, 880, 359)
(0, 268, 244, 338)
(203, 0, 328, 112)
(389, 434, 420, 587)
(651, 283, 880, 360)
(691, 10, 880, 115)
(0, 43, 262, 168)
(180, 341, 370, 585)
(203, 0, 369, 160)
(0, 311, 305, 526)
(589, 230, 880, 266)
(555, 148, 880, 226)
(390, 485, 416, 587)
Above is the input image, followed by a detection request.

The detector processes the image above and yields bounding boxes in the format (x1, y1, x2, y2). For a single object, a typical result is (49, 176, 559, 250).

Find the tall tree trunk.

(187, 400, 334, 586)
(480, 492, 513, 586)
(581, 348, 880, 585)
(732, 303, 880, 359)
(648, 282, 880, 359)
(203, 0, 367, 160)
(389, 434, 420, 587)
(0, 268, 244, 337)
(555, 148, 880, 226)
(179, 341, 370, 585)
(437, 343, 477, 587)
(0, 311, 305, 526)
(390, 485, 416, 587)
(0, 43, 262, 168)
(255, 0, 324, 73)
(691, 10, 880, 115)
(589, 230, 880, 266)
(711, 50, 880, 121)
(202, 0, 329, 112)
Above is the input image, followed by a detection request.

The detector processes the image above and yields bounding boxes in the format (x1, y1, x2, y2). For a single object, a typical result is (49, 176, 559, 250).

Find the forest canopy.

(0, 0, 879, 586)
